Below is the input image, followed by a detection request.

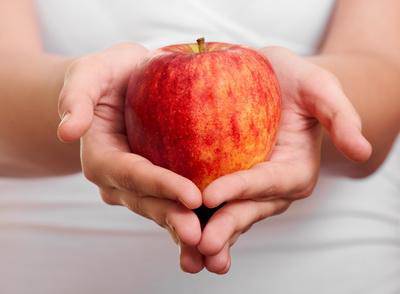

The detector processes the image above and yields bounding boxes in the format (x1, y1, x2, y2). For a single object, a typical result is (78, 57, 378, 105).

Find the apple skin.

(125, 41, 281, 191)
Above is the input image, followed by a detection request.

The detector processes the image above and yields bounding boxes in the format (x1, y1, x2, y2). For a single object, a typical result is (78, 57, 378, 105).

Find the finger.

(204, 243, 231, 275)
(164, 203, 202, 246)
(203, 231, 240, 275)
(106, 187, 202, 246)
(86, 151, 202, 209)
(57, 92, 94, 143)
(57, 44, 149, 143)
(57, 60, 107, 142)
(302, 74, 372, 162)
(229, 232, 241, 246)
(198, 199, 290, 256)
(180, 243, 204, 274)
(203, 162, 313, 208)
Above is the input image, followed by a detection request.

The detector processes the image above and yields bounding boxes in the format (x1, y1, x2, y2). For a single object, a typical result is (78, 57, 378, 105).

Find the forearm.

(0, 52, 80, 176)
(308, 53, 400, 173)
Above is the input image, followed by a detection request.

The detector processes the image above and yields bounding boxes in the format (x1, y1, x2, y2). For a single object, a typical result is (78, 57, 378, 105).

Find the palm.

(197, 47, 372, 274)
(82, 44, 148, 154)
(58, 43, 205, 274)
(261, 48, 326, 195)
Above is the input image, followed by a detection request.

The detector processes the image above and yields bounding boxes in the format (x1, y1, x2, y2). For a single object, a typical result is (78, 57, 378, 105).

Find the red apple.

(125, 38, 281, 191)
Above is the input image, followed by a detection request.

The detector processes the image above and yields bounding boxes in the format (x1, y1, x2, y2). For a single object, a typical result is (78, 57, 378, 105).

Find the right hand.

(57, 43, 204, 273)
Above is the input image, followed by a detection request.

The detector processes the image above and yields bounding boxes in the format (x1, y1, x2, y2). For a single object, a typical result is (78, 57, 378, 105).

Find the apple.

(125, 38, 281, 193)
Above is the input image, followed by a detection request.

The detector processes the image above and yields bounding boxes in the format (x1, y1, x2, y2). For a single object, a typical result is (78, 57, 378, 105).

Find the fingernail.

(180, 194, 201, 210)
(60, 111, 71, 125)
(57, 112, 71, 143)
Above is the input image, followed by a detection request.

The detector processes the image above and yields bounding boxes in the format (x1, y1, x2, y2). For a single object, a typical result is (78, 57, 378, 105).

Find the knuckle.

(255, 209, 268, 223)
(234, 172, 249, 197)
(302, 182, 316, 197)
(260, 178, 283, 198)
(302, 67, 337, 95)
(127, 196, 166, 228)
(152, 176, 166, 197)
(253, 202, 273, 222)
(119, 170, 138, 192)
(121, 159, 150, 193)
(318, 68, 340, 87)
(293, 167, 316, 196)
(154, 168, 182, 199)
(260, 167, 282, 195)
(82, 166, 97, 184)
(69, 55, 106, 76)
(80, 152, 103, 184)
(328, 72, 341, 88)
(295, 181, 310, 195)
(265, 181, 280, 195)
(318, 69, 337, 86)
(274, 203, 291, 215)
(65, 58, 85, 77)
(219, 210, 238, 231)
(99, 189, 118, 206)
(74, 55, 96, 69)
(294, 182, 315, 199)
(124, 197, 143, 214)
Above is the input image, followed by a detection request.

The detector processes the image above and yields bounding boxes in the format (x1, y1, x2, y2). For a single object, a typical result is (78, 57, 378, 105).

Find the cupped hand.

(56, 43, 204, 273)
(197, 46, 372, 274)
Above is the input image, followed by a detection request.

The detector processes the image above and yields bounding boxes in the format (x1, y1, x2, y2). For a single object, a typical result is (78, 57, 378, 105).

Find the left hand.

(56, 43, 204, 274)
(196, 46, 372, 274)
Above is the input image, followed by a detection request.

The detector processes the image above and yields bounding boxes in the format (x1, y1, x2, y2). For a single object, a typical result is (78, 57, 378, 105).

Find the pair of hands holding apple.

(57, 42, 371, 274)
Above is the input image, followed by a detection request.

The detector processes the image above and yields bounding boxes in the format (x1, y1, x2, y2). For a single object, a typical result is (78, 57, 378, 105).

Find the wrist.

(0, 51, 80, 176)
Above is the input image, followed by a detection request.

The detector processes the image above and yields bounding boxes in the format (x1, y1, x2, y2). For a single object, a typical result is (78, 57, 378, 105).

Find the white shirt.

(1, 1, 399, 293)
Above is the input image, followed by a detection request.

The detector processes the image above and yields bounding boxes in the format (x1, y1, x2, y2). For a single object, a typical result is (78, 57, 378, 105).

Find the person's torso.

(36, 0, 335, 55)
(2, 0, 398, 238)
(2, 2, 400, 293)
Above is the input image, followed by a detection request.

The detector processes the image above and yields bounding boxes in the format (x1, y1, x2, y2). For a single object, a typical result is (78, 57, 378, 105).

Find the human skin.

(0, 0, 400, 274)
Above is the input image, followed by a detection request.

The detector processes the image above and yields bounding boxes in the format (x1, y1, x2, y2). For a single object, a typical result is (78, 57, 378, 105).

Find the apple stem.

(196, 37, 206, 53)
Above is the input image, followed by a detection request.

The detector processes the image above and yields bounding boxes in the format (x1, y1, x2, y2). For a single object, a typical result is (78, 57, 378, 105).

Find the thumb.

(56, 60, 101, 143)
(303, 73, 372, 162)
(57, 89, 94, 143)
